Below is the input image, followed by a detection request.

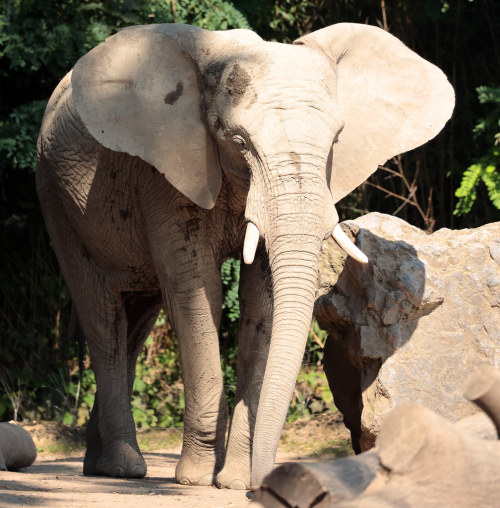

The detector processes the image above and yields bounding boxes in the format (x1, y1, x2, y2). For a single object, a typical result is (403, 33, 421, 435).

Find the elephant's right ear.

(72, 24, 221, 209)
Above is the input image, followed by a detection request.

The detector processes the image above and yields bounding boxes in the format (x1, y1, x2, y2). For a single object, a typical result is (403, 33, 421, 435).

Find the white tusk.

(243, 222, 260, 264)
(332, 224, 369, 264)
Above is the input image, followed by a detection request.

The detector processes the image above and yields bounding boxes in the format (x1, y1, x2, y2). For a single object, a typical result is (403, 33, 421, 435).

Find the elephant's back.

(37, 71, 101, 198)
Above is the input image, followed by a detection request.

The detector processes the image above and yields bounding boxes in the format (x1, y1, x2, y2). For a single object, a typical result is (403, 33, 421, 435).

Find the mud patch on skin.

(225, 64, 251, 104)
(119, 208, 130, 220)
(205, 61, 228, 91)
(183, 218, 201, 242)
(164, 82, 183, 105)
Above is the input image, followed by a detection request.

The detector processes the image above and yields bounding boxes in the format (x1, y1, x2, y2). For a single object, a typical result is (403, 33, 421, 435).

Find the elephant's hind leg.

(43, 214, 147, 478)
(78, 290, 147, 478)
(83, 292, 162, 478)
(80, 290, 147, 478)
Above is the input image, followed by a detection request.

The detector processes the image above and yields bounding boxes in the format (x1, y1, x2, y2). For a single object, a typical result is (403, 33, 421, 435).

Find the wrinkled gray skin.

(36, 23, 454, 488)
(0, 423, 37, 471)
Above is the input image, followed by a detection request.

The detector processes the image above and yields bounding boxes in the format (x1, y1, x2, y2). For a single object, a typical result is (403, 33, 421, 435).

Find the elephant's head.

(71, 23, 454, 486)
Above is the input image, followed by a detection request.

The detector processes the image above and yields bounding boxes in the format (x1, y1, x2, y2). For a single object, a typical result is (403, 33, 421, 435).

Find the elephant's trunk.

(248, 156, 328, 487)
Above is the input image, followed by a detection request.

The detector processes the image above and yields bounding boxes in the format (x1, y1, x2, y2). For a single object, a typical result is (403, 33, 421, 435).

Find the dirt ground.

(0, 412, 351, 507)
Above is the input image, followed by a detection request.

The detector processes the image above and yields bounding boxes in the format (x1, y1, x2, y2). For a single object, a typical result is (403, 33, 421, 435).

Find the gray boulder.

(0, 422, 37, 471)
(315, 212, 500, 452)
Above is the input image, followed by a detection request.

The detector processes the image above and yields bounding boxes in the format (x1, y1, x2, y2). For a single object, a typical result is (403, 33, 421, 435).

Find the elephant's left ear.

(295, 23, 455, 203)
(72, 24, 221, 209)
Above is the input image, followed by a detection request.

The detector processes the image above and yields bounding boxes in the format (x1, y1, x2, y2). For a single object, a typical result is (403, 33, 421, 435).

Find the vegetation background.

(0, 0, 498, 427)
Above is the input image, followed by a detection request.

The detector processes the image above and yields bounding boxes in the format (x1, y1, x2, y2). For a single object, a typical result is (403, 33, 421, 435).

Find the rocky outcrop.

(315, 212, 500, 452)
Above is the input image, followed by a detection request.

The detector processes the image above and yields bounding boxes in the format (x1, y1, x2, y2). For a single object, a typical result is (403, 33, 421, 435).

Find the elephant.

(36, 22, 454, 489)
(0, 423, 37, 471)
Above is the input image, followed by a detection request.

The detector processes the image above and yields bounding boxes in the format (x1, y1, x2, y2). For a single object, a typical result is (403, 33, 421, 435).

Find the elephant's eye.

(232, 134, 247, 150)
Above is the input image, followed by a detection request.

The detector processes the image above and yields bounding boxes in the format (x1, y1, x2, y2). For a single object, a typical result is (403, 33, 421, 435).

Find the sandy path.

(0, 447, 316, 507)
(0, 413, 350, 506)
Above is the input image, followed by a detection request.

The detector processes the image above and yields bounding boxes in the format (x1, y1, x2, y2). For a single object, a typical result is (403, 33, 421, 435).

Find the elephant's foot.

(83, 441, 146, 478)
(175, 451, 223, 486)
(216, 457, 251, 490)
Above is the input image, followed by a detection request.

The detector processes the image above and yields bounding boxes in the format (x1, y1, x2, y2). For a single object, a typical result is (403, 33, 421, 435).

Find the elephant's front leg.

(217, 245, 273, 489)
(159, 245, 228, 486)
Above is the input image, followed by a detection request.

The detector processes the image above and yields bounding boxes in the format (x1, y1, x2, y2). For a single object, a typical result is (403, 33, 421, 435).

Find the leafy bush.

(219, 258, 240, 410)
(175, 0, 250, 30)
(455, 86, 500, 215)
(131, 312, 185, 428)
(288, 366, 335, 422)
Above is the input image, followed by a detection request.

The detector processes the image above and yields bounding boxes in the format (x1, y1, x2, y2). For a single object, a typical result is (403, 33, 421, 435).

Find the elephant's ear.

(295, 23, 455, 203)
(72, 24, 221, 209)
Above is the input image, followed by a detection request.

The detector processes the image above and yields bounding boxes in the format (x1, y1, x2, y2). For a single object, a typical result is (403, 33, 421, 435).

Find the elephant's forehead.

(210, 47, 337, 114)
(239, 42, 333, 85)
(208, 43, 334, 91)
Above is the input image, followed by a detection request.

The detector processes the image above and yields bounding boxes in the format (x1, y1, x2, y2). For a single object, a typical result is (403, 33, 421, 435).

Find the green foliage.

(76, 369, 96, 424)
(130, 312, 185, 428)
(220, 337, 238, 412)
(262, 0, 312, 41)
(233, 0, 315, 42)
(285, 319, 332, 422)
(175, 0, 250, 30)
(0, 373, 24, 421)
(287, 367, 335, 422)
(221, 258, 241, 322)
(41, 367, 94, 426)
(220, 258, 240, 411)
(303, 318, 327, 366)
(0, 101, 46, 172)
(455, 86, 500, 215)
(455, 161, 500, 214)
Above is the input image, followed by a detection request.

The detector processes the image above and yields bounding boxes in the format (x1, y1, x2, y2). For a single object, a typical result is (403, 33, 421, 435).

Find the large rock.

(315, 212, 500, 452)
